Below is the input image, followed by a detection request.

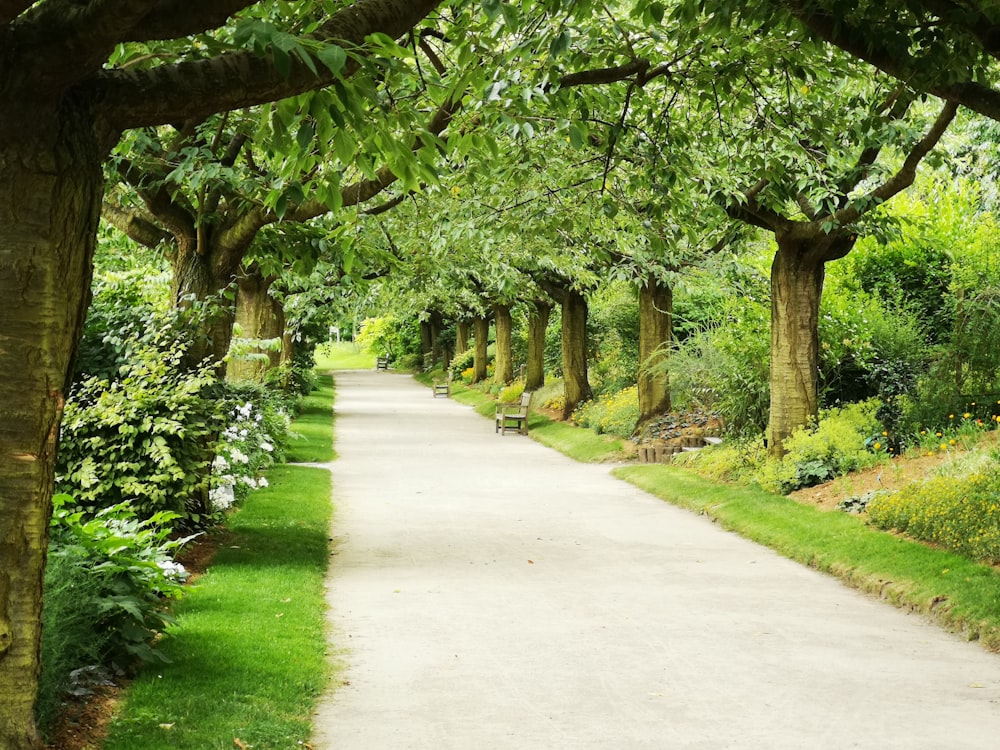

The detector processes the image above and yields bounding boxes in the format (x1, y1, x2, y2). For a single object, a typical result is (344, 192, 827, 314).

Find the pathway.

(311, 370, 1000, 749)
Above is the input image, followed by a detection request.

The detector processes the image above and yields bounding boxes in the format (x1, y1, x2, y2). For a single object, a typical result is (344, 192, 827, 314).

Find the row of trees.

(5, 1, 1000, 745)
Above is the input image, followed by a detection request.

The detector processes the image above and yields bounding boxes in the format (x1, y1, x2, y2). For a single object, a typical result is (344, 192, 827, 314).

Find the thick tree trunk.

(171, 243, 240, 370)
(429, 310, 448, 367)
(638, 276, 673, 425)
(472, 316, 489, 383)
(456, 320, 470, 357)
(525, 302, 551, 391)
(493, 303, 514, 385)
(225, 267, 284, 383)
(561, 290, 593, 419)
(768, 240, 827, 456)
(0, 113, 104, 750)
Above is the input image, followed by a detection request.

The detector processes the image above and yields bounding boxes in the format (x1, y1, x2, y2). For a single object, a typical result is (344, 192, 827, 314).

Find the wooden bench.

(433, 372, 452, 398)
(376, 356, 390, 371)
(495, 391, 531, 435)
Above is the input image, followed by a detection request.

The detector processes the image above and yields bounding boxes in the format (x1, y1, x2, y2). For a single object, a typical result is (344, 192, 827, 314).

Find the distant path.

(311, 370, 1000, 749)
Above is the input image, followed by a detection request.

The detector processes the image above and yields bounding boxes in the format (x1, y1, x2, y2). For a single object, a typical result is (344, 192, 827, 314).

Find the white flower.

(240, 476, 258, 489)
(213, 455, 229, 471)
(260, 441, 273, 453)
(210, 483, 236, 510)
(157, 560, 189, 581)
(229, 448, 250, 464)
(258, 477, 269, 488)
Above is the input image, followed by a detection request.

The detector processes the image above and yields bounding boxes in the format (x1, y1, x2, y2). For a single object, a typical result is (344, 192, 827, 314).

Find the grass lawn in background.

(314, 341, 374, 371)
(100, 381, 336, 749)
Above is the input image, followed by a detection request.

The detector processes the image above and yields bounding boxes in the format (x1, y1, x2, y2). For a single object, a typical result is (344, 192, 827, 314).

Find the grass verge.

(615, 464, 1000, 651)
(285, 374, 334, 463)
(101, 384, 335, 749)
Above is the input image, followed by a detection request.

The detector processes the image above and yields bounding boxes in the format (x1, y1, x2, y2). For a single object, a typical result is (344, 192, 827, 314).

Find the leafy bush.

(38, 495, 194, 729)
(755, 400, 884, 494)
(867, 469, 1000, 563)
(497, 381, 525, 403)
(57, 344, 225, 525)
(450, 348, 476, 378)
(573, 386, 640, 438)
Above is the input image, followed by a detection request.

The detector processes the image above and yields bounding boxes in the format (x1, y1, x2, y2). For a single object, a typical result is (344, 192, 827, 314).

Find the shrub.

(755, 400, 884, 494)
(497, 381, 525, 403)
(450, 348, 476, 378)
(867, 468, 1000, 563)
(38, 495, 194, 730)
(56, 344, 225, 525)
(573, 386, 640, 438)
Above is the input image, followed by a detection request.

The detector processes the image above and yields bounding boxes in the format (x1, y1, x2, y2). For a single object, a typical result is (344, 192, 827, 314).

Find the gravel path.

(310, 370, 1000, 749)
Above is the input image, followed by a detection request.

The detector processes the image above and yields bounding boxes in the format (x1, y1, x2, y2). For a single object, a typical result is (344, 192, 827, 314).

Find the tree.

(0, 2, 447, 745)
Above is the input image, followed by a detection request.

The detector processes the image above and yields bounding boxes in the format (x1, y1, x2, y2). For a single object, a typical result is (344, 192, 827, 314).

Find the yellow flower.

(940, 444, 948, 451)
(874, 442, 882, 451)
(964, 412, 972, 419)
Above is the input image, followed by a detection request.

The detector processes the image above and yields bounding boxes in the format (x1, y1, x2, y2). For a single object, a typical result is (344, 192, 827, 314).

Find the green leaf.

(316, 44, 347, 77)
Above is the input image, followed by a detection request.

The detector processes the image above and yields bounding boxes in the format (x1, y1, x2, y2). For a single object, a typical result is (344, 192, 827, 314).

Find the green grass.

(101, 383, 336, 749)
(615, 464, 1000, 651)
(313, 341, 374, 371)
(285, 374, 334, 463)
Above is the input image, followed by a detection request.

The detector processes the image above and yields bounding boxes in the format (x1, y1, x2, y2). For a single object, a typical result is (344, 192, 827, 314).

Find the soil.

(788, 451, 952, 511)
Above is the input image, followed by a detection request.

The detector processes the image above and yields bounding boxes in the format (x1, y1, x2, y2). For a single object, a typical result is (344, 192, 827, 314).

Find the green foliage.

(43, 496, 193, 688)
(573, 385, 640, 438)
(588, 282, 639, 394)
(57, 344, 224, 524)
(756, 401, 884, 493)
(669, 289, 771, 436)
(449, 347, 477, 378)
(497, 380, 525, 403)
(356, 314, 422, 362)
(868, 469, 1000, 564)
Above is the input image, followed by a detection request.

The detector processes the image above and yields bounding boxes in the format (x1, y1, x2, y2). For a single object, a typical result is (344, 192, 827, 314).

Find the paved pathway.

(311, 371, 1000, 749)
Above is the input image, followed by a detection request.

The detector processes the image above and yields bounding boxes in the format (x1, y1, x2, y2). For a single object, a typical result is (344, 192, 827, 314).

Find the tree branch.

(91, 0, 444, 138)
(125, 0, 258, 42)
(787, 0, 1000, 121)
(101, 201, 173, 249)
(0, 0, 35, 25)
(828, 99, 959, 228)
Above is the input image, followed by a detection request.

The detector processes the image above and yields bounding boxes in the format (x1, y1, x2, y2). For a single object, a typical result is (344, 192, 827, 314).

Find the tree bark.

(472, 315, 489, 383)
(638, 276, 673, 426)
(456, 320, 470, 357)
(0, 109, 103, 750)
(525, 302, 552, 391)
(493, 303, 514, 385)
(767, 231, 854, 455)
(561, 289, 593, 419)
(420, 319, 434, 368)
(226, 265, 284, 383)
(170, 240, 242, 371)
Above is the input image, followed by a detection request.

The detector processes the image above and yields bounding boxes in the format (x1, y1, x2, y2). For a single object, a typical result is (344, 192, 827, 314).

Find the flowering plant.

(210, 394, 289, 511)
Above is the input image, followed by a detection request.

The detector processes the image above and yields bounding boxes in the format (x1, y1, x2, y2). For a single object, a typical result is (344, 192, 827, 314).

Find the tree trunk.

(225, 266, 284, 383)
(171, 243, 240, 370)
(525, 302, 551, 391)
(456, 320, 470, 356)
(493, 303, 514, 385)
(768, 240, 827, 456)
(429, 310, 447, 367)
(420, 319, 434, 368)
(0, 112, 104, 750)
(472, 316, 489, 383)
(561, 289, 593, 419)
(638, 276, 673, 425)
